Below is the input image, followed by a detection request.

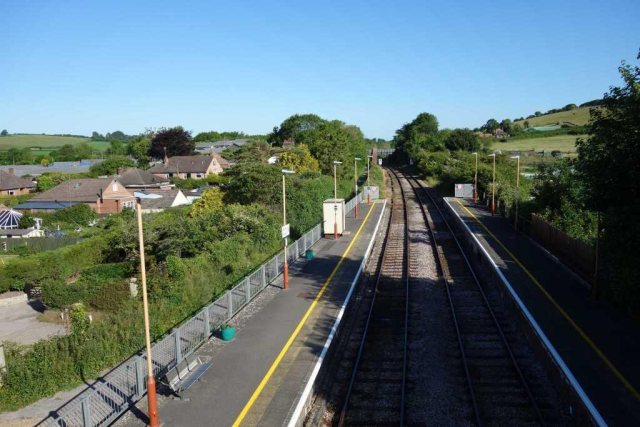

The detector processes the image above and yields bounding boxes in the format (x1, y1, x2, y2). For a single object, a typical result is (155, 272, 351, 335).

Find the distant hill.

(0, 134, 109, 152)
(514, 106, 595, 127)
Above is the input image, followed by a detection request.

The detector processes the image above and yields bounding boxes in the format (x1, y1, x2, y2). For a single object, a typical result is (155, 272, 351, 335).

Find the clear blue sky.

(2, 0, 638, 139)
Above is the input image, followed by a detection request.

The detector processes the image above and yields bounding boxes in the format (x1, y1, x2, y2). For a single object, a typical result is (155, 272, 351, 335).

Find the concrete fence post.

(135, 357, 144, 399)
(174, 329, 182, 364)
(81, 396, 92, 427)
(204, 308, 211, 338)
(227, 290, 234, 320)
(261, 265, 266, 289)
(245, 278, 251, 302)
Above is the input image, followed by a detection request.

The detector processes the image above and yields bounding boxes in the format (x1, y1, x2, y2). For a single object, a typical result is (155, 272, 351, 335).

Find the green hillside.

(0, 134, 110, 152)
(491, 134, 586, 154)
(514, 106, 595, 127)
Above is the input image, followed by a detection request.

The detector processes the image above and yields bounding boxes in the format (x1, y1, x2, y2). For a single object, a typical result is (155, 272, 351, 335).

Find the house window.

(8, 190, 15, 196)
(113, 184, 118, 192)
(122, 201, 134, 209)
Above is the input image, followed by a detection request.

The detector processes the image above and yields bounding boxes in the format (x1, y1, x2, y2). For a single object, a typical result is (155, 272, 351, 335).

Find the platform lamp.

(472, 152, 478, 203)
(510, 155, 520, 237)
(367, 155, 373, 205)
(354, 157, 362, 219)
(281, 169, 295, 290)
(135, 198, 160, 427)
(333, 161, 342, 240)
(489, 153, 497, 215)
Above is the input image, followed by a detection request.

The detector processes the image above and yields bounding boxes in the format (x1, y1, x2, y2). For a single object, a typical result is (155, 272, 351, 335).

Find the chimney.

(163, 147, 169, 166)
(209, 146, 215, 157)
(8, 168, 14, 176)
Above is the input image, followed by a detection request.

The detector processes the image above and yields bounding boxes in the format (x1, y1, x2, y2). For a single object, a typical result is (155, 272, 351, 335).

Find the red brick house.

(0, 169, 36, 196)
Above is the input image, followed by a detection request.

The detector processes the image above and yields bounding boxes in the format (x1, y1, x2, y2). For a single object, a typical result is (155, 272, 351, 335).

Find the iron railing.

(45, 192, 363, 427)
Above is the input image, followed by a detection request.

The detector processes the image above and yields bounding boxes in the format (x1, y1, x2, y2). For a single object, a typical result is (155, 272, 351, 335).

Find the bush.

(45, 204, 97, 228)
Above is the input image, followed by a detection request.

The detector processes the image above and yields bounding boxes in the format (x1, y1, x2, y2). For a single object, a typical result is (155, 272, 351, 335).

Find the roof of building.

(118, 168, 170, 187)
(211, 152, 230, 168)
(0, 159, 104, 177)
(135, 189, 184, 210)
(13, 201, 79, 210)
(195, 139, 249, 149)
(30, 178, 115, 203)
(0, 228, 37, 236)
(148, 156, 215, 174)
(0, 170, 36, 191)
(0, 209, 23, 229)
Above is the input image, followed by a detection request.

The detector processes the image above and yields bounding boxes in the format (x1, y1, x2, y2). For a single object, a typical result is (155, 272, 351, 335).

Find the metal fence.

(46, 192, 363, 427)
(2, 237, 82, 253)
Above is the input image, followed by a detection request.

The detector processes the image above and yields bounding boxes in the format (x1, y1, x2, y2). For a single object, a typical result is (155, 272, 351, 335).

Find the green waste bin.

(305, 250, 314, 260)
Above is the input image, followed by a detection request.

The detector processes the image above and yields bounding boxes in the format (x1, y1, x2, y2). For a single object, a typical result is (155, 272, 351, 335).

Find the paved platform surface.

(119, 201, 385, 427)
(448, 197, 640, 426)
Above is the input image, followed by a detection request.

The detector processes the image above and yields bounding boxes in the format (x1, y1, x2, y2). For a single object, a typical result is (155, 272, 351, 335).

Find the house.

(493, 128, 510, 139)
(117, 168, 172, 190)
(147, 151, 229, 180)
(0, 169, 36, 196)
(195, 138, 249, 154)
(134, 189, 191, 213)
(14, 178, 135, 214)
(283, 138, 294, 148)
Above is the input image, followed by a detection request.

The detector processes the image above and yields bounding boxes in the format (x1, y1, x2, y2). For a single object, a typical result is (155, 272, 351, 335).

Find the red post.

(283, 261, 289, 291)
(334, 222, 338, 240)
(147, 377, 160, 427)
(367, 194, 370, 205)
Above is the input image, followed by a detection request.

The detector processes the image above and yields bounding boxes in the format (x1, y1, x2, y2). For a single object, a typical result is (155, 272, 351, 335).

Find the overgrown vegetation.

(0, 113, 378, 413)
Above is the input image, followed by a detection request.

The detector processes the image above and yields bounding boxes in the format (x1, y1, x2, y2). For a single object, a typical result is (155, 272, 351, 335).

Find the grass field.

(491, 134, 586, 153)
(514, 106, 596, 127)
(0, 134, 111, 152)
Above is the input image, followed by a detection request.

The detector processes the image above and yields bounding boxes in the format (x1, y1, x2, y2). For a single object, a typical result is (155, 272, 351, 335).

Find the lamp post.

(489, 153, 496, 215)
(510, 156, 520, 236)
(367, 155, 373, 204)
(281, 169, 295, 290)
(354, 157, 361, 219)
(333, 161, 342, 240)
(135, 199, 160, 427)
(472, 152, 478, 203)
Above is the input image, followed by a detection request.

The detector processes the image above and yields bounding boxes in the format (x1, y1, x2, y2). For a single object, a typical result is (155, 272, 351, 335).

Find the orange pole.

(136, 201, 160, 427)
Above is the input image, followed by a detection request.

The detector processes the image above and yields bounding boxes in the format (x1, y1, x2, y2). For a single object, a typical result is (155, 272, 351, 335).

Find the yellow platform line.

(232, 203, 378, 427)
(456, 199, 640, 402)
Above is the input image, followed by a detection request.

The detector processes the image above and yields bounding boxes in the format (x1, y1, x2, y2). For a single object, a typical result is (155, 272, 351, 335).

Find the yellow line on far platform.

(232, 203, 378, 427)
(456, 199, 640, 402)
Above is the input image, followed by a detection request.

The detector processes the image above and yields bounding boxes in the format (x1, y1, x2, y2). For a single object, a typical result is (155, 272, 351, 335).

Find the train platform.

(446, 197, 640, 426)
(118, 200, 386, 427)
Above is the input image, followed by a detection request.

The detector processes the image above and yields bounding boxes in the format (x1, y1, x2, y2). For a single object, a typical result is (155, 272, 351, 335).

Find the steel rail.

(402, 169, 546, 426)
(338, 168, 409, 427)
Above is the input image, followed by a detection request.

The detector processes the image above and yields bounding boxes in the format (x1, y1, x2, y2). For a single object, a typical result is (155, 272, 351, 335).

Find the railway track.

(308, 167, 568, 426)
(338, 170, 410, 426)
(402, 170, 558, 426)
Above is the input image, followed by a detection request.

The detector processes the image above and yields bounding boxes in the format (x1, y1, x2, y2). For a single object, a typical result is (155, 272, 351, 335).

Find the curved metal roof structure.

(0, 209, 23, 229)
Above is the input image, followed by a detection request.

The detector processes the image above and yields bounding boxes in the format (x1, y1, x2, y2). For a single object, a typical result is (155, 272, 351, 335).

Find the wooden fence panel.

(531, 215, 595, 283)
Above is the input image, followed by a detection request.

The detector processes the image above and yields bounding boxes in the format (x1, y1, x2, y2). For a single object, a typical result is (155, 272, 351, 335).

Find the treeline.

(90, 130, 136, 142)
(399, 51, 640, 316)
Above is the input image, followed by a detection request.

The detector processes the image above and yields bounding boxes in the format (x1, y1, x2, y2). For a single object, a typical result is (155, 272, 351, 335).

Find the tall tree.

(485, 119, 499, 133)
(128, 135, 152, 166)
(1, 129, 8, 136)
(150, 127, 195, 159)
(575, 49, 640, 309)
(268, 114, 326, 145)
(444, 129, 481, 152)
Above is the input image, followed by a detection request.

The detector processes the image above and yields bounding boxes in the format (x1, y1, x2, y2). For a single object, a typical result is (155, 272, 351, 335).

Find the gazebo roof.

(0, 209, 23, 229)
